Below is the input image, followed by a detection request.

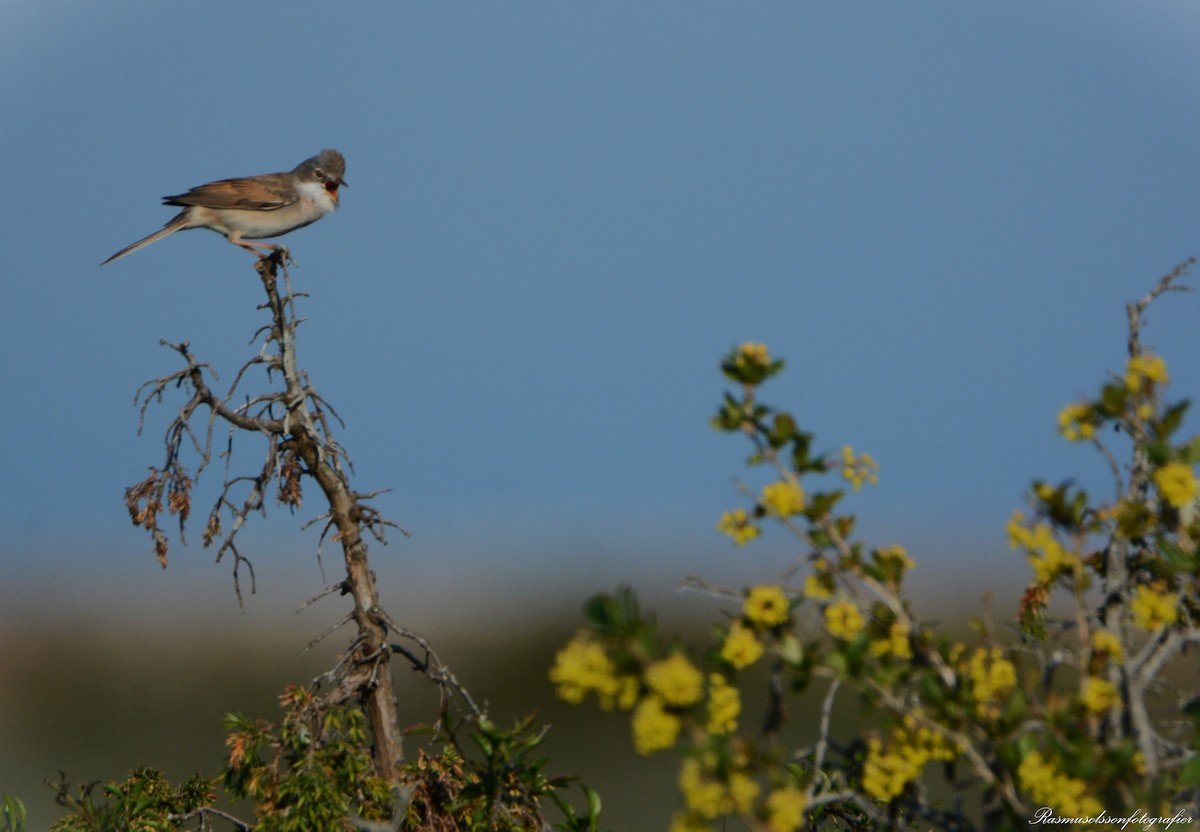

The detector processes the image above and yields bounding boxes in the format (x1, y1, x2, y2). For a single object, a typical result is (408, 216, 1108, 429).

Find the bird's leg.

(226, 231, 283, 258)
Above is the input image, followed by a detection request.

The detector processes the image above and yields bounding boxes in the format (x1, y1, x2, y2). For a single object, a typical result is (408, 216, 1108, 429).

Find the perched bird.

(101, 150, 347, 265)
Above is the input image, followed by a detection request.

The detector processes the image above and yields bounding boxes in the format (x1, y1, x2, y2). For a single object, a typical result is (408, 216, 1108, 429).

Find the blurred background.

(4, 2, 1200, 829)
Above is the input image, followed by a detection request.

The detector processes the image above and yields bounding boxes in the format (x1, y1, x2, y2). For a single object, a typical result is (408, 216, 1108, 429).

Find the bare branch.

(127, 250, 409, 780)
(167, 806, 252, 831)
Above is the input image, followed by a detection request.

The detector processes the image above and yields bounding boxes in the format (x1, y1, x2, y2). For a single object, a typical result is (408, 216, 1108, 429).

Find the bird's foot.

(256, 245, 295, 268)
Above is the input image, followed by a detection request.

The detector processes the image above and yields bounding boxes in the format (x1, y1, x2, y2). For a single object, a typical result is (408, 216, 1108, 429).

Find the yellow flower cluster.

(744, 585, 791, 628)
(717, 508, 760, 546)
(869, 619, 913, 660)
(1005, 512, 1079, 585)
(765, 786, 808, 832)
(762, 479, 806, 517)
(803, 574, 832, 600)
(1056, 401, 1097, 442)
(967, 647, 1017, 719)
(1154, 461, 1198, 509)
(549, 634, 638, 709)
(1017, 751, 1102, 818)
(840, 445, 879, 491)
(874, 544, 915, 574)
(706, 674, 740, 734)
(804, 560, 833, 599)
(736, 342, 771, 368)
(645, 653, 705, 707)
(1081, 676, 1120, 714)
(678, 758, 760, 820)
(1124, 354, 1169, 392)
(632, 696, 681, 755)
(1131, 585, 1178, 632)
(1090, 629, 1124, 663)
(824, 599, 865, 642)
(861, 714, 956, 802)
(720, 621, 764, 669)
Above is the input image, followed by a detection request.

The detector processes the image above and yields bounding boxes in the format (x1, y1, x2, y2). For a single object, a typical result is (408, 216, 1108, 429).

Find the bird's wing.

(163, 174, 297, 211)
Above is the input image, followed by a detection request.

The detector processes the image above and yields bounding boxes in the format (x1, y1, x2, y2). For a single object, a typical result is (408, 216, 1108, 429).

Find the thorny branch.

(124, 251, 418, 782)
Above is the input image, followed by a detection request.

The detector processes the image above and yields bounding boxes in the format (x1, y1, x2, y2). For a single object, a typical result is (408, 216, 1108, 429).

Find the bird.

(101, 150, 347, 265)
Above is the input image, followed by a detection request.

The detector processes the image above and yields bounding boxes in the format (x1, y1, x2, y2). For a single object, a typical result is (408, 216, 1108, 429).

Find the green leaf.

(919, 671, 946, 705)
(1, 795, 27, 832)
(1156, 399, 1191, 440)
(1001, 688, 1028, 724)
(1016, 733, 1039, 760)
(472, 732, 494, 757)
(768, 411, 797, 449)
(1098, 383, 1127, 417)
(583, 785, 602, 827)
(1145, 439, 1173, 467)
(1180, 756, 1200, 786)
(1179, 433, 1200, 465)
(1160, 539, 1198, 571)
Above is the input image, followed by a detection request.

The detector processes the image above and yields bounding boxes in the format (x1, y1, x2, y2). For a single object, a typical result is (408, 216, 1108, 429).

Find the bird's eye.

(314, 168, 326, 180)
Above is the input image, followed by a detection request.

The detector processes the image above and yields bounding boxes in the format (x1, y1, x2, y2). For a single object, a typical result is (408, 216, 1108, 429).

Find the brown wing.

(162, 173, 297, 211)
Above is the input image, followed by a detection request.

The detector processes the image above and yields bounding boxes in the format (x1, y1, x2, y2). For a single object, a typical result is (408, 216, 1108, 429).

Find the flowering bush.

(551, 267, 1200, 830)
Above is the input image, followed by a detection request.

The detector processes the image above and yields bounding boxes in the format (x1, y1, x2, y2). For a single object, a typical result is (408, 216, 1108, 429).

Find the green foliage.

(223, 685, 392, 831)
(399, 717, 601, 831)
(46, 769, 216, 832)
(1, 795, 26, 832)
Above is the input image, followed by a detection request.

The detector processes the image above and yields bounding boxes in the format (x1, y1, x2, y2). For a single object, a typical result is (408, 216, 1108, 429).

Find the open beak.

(326, 178, 346, 203)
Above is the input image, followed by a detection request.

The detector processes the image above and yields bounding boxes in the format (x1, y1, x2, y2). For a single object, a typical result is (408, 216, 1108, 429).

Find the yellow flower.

(1131, 585, 1178, 632)
(765, 786, 808, 832)
(1005, 510, 1027, 548)
(631, 696, 681, 755)
(706, 674, 740, 735)
(840, 445, 879, 491)
(720, 621, 764, 669)
(862, 738, 920, 801)
(550, 635, 623, 705)
(874, 544, 915, 575)
(862, 714, 956, 802)
(727, 771, 760, 813)
(1056, 401, 1096, 442)
(1081, 676, 1120, 714)
(1008, 516, 1080, 585)
(967, 647, 1016, 718)
(645, 653, 704, 707)
(1154, 461, 1198, 509)
(1090, 629, 1124, 663)
(824, 599, 865, 642)
(678, 758, 759, 819)
(737, 342, 771, 367)
(869, 619, 913, 660)
(762, 479, 805, 517)
(744, 585, 791, 628)
(678, 759, 727, 819)
(803, 574, 832, 600)
(716, 508, 761, 547)
(601, 674, 641, 711)
(1125, 354, 1169, 392)
(1018, 751, 1103, 818)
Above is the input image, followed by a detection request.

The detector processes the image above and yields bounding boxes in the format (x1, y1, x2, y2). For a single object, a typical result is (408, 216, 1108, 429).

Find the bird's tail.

(100, 213, 189, 266)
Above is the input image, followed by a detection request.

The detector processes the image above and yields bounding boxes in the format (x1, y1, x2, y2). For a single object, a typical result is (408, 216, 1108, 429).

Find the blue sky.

(4, 2, 1200, 613)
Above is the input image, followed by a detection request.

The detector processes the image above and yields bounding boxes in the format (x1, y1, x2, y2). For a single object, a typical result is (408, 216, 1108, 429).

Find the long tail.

(100, 213, 189, 266)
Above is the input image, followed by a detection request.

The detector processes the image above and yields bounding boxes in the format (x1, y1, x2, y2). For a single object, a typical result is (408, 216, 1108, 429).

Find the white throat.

(298, 179, 338, 213)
